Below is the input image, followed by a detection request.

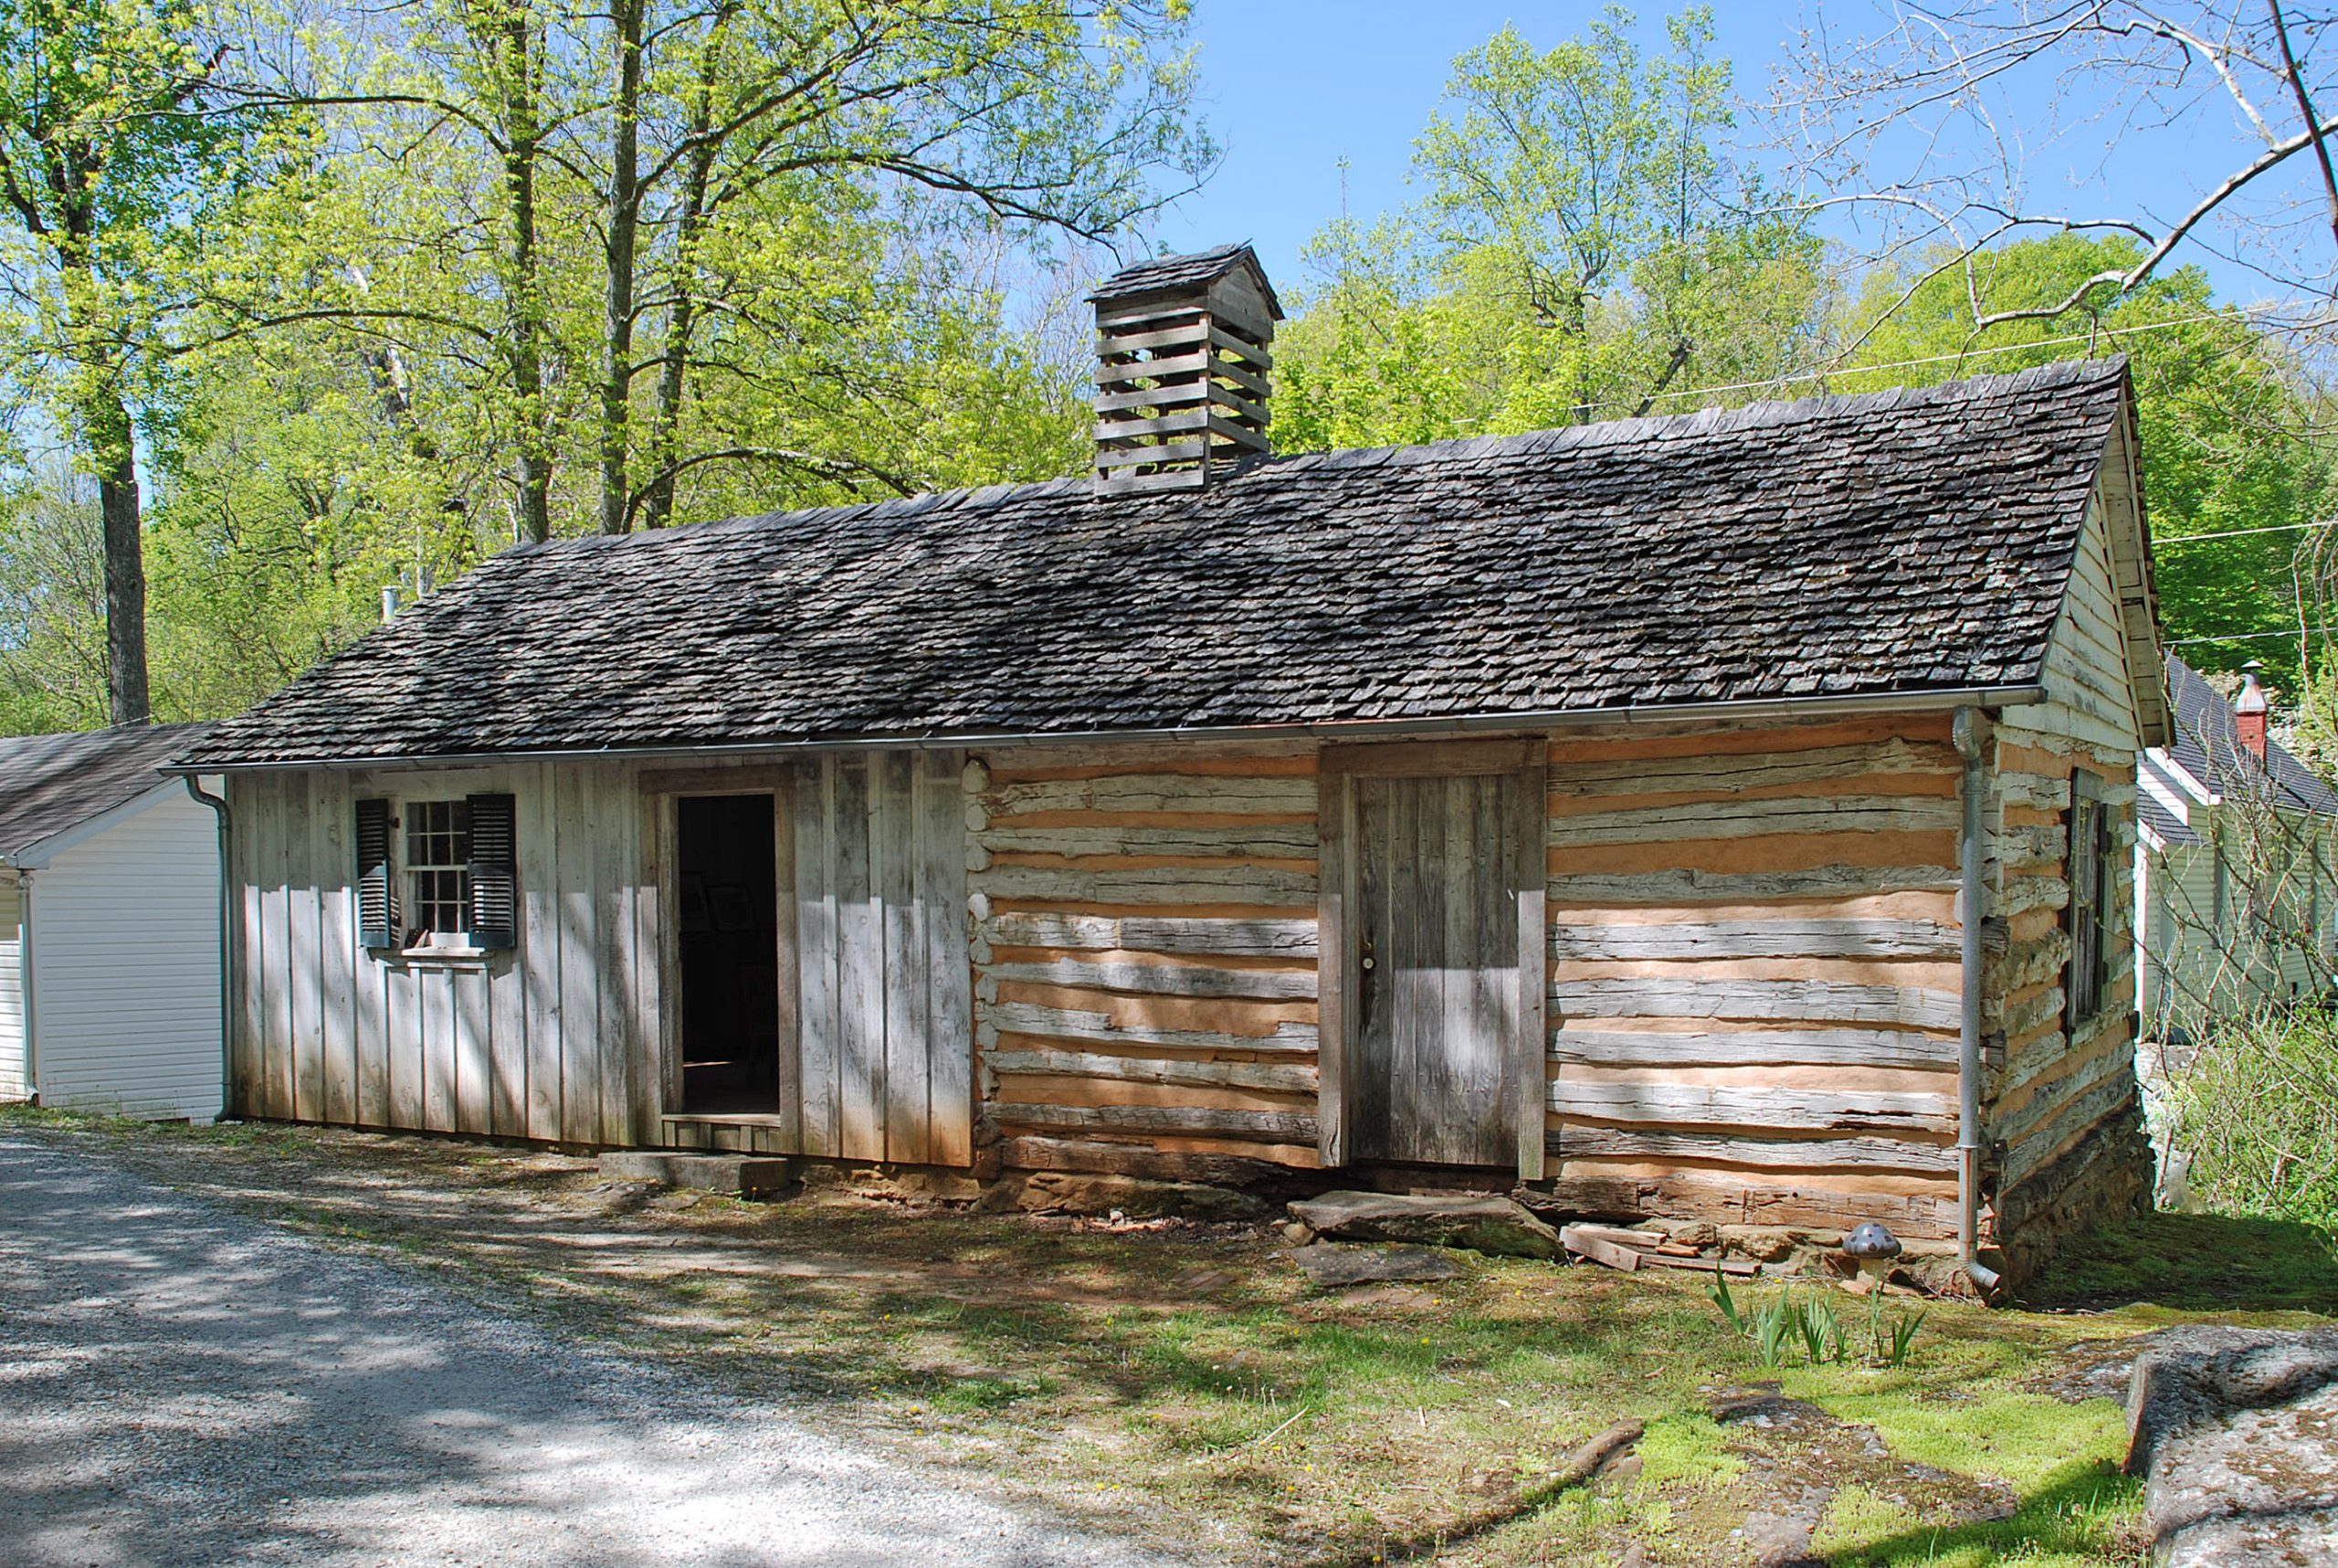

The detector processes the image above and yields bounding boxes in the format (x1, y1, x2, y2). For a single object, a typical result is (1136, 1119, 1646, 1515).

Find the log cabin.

(174, 246, 2171, 1287)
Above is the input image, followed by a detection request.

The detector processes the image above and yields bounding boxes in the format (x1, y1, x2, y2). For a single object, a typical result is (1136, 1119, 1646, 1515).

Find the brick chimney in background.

(1088, 243, 1282, 496)
(2234, 665, 2270, 759)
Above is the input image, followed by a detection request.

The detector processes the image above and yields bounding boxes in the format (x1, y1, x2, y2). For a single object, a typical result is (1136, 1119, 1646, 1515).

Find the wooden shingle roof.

(182, 360, 2136, 769)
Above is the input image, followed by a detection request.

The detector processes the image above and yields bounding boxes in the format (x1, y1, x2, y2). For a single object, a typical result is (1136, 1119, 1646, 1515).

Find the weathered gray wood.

(769, 782, 801, 1153)
(1545, 739, 1955, 798)
(995, 1100, 1318, 1142)
(1551, 1124, 1960, 1174)
(1551, 1026, 1959, 1070)
(318, 776, 357, 1127)
(595, 765, 636, 1146)
(836, 755, 884, 1161)
(555, 763, 601, 1145)
(795, 759, 839, 1158)
(1546, 866, 1960, 906)
(922, 750, 974, 1168)
(1548, 1079, 1954, 1133)
(228, 778, 262, 1119)
(973, 863, 1318, 907)
(1315, 766, 1350, 1166)
(985, 999, 1318, 1055)
(974, 824, 1317, 857)
(384, 933, 420, 1131)
(455, 964, 491, 1136)
(1351, 769, 1518, 1167)
(1323, 739, 1542, 778)
(1550, 918, 1960, 961)
(259, 773, 293, 1121)
(520, 763, 562, 1142)
(288, 773, 324, 1123)
(1547, 795, 1957, 846)
(982, 911, 1319, 958)
(1552, 977, 1963, 1031)
(983, 773, 1316, 817)
(420, 963, 456, 1133)
(487, 781, 528, 1137)
(985, 956, 1316, 1001)
(628, 782, 662, 1147)
(985, 1049, 1316, 1095)
(996, 1133, 1297, 1186)
(1510, 758, 1548, 1181)
(877, 753, 922, 1163)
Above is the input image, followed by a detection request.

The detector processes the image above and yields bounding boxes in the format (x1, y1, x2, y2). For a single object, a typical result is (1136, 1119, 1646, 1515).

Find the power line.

(2169, 627, 2333, 645)
(2156, 520, 2338, 546)
(1601, 304, 2322, 415)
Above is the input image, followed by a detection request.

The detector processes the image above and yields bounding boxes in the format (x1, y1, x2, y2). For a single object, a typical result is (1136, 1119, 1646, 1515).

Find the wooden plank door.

(1321, 742, 1545, 1174)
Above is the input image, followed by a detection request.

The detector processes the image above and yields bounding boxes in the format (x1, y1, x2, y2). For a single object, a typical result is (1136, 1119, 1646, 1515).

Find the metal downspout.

(1954, 709, 2002, 1294)
(183, 776, 233, 1121)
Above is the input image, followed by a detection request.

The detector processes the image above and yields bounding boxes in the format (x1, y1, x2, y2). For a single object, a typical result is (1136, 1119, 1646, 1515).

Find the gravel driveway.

(0, 1132, 1181, 1567)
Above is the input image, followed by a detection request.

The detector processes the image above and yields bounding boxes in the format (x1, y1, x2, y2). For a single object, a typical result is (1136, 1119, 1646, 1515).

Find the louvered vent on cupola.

(1089, 243, 1283, 496)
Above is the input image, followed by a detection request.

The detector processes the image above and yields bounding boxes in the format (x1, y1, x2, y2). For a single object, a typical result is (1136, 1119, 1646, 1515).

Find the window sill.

(399, 945, 493, 966)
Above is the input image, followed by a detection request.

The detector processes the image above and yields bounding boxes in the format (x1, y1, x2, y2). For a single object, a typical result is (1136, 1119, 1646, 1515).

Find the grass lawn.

(9, 1107, 2333, 1567)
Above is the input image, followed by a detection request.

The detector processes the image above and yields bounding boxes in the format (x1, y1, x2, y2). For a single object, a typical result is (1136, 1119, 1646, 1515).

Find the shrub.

(2162, 1009, 2338, 1232)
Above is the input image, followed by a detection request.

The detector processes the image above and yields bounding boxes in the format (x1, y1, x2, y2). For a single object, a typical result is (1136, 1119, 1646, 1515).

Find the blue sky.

(1145, 2, 2305, 311)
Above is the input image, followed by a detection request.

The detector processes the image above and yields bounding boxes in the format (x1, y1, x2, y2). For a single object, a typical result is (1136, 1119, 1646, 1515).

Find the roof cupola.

(1087, 243, 1282, 496)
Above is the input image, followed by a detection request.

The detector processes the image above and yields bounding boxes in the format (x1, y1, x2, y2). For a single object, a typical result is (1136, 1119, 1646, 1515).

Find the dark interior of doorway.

(678, 794, 780, 1114)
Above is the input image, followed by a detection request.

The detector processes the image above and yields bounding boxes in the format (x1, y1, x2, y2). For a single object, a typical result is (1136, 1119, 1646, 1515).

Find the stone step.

(597, 1152, 796, 1199)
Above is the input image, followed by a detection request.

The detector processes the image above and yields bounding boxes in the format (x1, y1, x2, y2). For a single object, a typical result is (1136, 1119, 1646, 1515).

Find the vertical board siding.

(1543, 715, 1966, 1238)
(783, 750, 974, 1166)
(969, 744, 1324, 1170)
(14, 790, 224, 1121)
(228, 758, 660, 1147)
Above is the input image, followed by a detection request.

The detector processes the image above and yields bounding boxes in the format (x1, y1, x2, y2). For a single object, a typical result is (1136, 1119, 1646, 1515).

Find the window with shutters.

(405, 800, 471, 942)
(2066, 770, 2114, 1029)
(354, 793, 518, 955)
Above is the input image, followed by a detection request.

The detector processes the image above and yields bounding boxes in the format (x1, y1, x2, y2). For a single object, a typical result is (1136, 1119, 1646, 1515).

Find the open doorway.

(676, 794, 780, 1113)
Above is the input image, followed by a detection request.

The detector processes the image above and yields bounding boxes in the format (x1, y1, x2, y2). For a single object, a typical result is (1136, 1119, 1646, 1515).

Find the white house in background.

(0, 723, 225, 1119)
(2136, 654, 2338, 1037)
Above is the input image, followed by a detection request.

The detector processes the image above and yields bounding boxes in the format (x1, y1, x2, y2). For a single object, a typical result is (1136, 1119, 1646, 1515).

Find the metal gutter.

(1953, 708, 2003, 1296)
(182, 775, 233, 1123)
(164, 682, 2050, 776)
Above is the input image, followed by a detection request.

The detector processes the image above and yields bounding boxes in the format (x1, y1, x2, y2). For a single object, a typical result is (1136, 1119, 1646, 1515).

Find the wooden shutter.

(466, 792, 518, 949)
(355, 797, 398, 950)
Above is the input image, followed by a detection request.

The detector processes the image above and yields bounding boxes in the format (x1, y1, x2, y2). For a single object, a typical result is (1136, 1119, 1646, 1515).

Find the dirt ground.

(12, 1110, 2335, 1567)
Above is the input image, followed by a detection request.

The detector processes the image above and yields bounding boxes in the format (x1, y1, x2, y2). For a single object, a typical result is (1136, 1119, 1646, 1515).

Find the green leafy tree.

(1274, 7, 1822, 452)
(1833, 235, 2338, 687)
(0, 0, 257, 721)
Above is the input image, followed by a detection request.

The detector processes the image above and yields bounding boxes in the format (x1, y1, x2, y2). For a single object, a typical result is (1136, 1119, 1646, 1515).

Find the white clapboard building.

(0, 723, 225, 1120)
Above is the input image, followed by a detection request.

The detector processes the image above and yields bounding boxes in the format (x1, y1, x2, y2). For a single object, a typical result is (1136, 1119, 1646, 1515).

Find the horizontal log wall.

(966, 743, 1323, 1175)
(1976, 475, 2154, 1271)
(229, 760, 660, 1147)
(1543, 715, 1965, 1238)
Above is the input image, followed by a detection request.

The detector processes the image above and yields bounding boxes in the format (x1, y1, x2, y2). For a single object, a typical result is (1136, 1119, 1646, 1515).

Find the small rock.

(1718, 1226, 1798, 1263)
(1289, 1244, 1464, 1288)
(1282, 1221, 1315, 1246)
(1286, 1190, 1563, 1259)
(1656, 1218, 1721, 1249)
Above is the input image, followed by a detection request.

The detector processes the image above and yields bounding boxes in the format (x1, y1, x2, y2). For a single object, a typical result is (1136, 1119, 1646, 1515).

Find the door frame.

(1316, 739, 1547, 1179)
(639, 766, 799, 1133)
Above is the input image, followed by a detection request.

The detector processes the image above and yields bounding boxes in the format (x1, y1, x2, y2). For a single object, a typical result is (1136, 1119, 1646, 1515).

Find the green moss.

(2022, 1213, 2338, 1316)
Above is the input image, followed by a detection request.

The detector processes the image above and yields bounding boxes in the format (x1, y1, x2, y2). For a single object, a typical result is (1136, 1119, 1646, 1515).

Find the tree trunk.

(55, 161, 151, 724)
(639, 11, 727, 531)
(598, 0, 645, 535)
(490, 5, 553, 543)
(90, 389, 152, 725)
